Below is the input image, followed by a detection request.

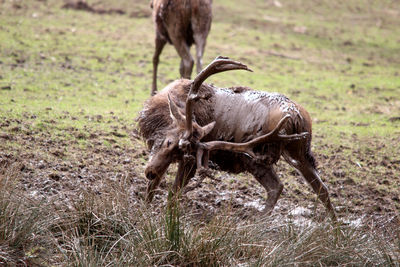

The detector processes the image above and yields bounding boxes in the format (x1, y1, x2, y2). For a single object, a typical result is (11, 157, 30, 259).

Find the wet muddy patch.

(61, 0, 152, 17)
(62, 1, 125, 15)
(1, 121, 398, 225)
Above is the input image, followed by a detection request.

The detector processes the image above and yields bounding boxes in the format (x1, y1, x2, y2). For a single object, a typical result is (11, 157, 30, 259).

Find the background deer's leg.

(151, 35, 166, 96)
(249, 164, 284, 214)
(191, 3, 211, 74)
(193, 33, 206, 74)
(171, 36, 194, 79)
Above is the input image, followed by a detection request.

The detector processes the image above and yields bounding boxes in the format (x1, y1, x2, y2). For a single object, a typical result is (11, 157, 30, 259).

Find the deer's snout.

(145, 168, 158, 180)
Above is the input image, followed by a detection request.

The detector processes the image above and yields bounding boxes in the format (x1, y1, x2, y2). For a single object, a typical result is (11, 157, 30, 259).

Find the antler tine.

(184, 56, 252, 139)
(191, 56, 252, 96)
(200, 115, 310, 159)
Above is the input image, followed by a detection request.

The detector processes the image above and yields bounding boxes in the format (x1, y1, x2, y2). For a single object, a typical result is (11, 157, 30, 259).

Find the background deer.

(150, 0, 213, 95)
(138, 57, 337, 220)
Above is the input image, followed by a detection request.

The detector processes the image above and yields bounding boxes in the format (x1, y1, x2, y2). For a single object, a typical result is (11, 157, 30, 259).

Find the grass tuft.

(0, 165, 398, 265)
(0, 0, 399, 265)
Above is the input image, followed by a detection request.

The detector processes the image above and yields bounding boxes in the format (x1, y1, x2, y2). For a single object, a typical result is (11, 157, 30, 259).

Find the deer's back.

(152, 0, 212, 45)
(207, 87, 310, 143)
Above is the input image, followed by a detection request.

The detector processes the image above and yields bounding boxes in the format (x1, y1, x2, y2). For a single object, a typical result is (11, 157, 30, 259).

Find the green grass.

(1, 1, 399, 140)
(0, 0, 399, 265)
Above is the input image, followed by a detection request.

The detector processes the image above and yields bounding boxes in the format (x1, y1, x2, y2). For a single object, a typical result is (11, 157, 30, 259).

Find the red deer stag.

(150, 0, 212, 96)
(138, 56, 337, 220)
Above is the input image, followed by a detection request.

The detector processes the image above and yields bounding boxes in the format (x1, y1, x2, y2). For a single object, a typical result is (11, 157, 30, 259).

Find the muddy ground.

(1, 114, 398, 232)
(0, 0, 399, 240)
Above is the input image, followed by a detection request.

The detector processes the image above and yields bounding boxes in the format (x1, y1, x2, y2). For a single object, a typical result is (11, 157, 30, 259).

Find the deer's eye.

(166, 140, 172, 147)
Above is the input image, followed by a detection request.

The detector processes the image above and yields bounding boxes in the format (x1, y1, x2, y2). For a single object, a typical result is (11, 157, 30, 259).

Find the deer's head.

(145, 57, 253, 181)
(144, 94, 215, 181)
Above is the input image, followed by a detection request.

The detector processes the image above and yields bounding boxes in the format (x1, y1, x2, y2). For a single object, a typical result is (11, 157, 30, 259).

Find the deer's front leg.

(146, 175, 162, 203)
(173, 157, 196, 193)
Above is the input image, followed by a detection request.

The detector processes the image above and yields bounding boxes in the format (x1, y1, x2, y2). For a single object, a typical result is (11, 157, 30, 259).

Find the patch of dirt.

(0, 121, 147, 212)
(1, 116, 398, 228)
(61, 0, 152, 17)
(62, 1, 125, 15)
(129, 9, 152, 18)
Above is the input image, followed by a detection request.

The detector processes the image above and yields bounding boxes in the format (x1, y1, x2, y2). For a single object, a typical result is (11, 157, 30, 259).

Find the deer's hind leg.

(248, 163, 284, 214)
(283, 142, 337, 221)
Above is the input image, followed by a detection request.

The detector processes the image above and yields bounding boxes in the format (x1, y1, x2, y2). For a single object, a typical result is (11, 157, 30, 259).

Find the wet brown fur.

(138, 78, 336, 219)
(139, 79, 313, 167)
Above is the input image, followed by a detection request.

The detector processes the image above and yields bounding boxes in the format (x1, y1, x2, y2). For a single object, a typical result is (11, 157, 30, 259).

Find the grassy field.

(0, 0, 399, 265)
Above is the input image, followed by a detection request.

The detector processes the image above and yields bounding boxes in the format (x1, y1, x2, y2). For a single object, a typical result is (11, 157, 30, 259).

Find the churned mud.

(0, 0, 398, 234)
(1, 115, 398, 231)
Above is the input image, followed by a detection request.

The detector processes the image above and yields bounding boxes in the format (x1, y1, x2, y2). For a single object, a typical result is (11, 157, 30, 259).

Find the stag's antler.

(179, 56, 309, 170)
(183, 56, 252, 140)
(195, 115, 310, 169)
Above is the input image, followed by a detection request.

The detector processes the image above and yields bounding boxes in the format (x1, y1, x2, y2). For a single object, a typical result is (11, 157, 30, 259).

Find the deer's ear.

(200, 121, 216, 139)
(168, 94, 185, 126)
